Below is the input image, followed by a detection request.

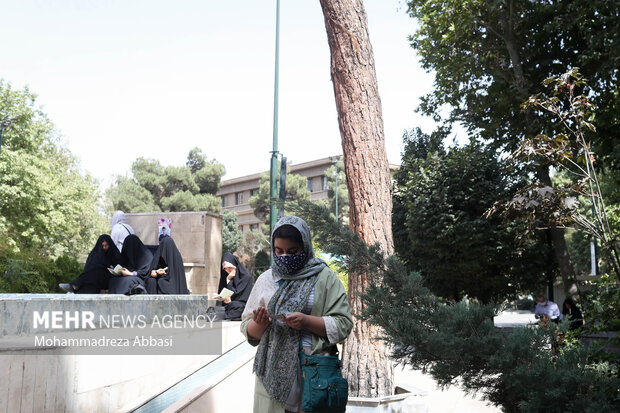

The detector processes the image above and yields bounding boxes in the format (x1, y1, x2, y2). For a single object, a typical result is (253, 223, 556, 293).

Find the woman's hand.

(150, 270, 158, 278)
(284, 313, 327, 337)
(223, 297, 231, 304)
(247, 306, 271, 340)
(226, 268, 236, 281)
(120, 268, 133, 277)
(156, 268, 166, 276)
(253, 306, 271, 327)
(282, 312, 307, 330)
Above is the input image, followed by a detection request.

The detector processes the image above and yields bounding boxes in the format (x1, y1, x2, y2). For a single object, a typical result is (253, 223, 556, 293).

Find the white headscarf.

(112, 211, 128, 227)
(110, 211, 135, 251)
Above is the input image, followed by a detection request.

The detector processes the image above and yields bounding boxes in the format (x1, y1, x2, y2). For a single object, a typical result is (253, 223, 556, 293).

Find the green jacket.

(241, 265, 352, 353)
(240, 266, 353, 413)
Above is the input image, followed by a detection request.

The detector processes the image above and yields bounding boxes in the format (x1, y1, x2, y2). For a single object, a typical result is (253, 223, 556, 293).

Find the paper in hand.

(108, 264, 124, 275)
(212, 287, 234, 300)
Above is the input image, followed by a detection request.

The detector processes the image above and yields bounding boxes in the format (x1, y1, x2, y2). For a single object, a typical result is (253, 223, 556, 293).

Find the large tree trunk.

(319, 0, 394, 398)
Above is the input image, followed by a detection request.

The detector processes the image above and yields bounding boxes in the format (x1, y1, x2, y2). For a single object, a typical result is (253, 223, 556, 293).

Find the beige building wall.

(125, 212, 222, 295)
(216, 155, 340, 235)
(217, 155, 399, 236)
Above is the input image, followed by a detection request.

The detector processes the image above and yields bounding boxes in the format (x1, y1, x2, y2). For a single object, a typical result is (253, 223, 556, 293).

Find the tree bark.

(319, 0, 394, 398)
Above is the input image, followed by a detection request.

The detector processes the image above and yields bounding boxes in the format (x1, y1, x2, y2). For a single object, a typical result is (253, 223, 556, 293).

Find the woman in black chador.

(146, 237, 189, 294)
(59, 234, 121, 293)
(218, 252, 254, 320)
(108, 234, 150, 295)
(562, 297, 584, 331)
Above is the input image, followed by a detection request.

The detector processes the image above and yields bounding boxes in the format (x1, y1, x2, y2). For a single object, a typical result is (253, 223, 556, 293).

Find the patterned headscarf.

(253, 216, 326, 403)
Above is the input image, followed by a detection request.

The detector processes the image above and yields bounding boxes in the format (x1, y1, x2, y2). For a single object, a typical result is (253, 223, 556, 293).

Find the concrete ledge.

(0, 293, 215, 337)
(0, 291, 246, 413)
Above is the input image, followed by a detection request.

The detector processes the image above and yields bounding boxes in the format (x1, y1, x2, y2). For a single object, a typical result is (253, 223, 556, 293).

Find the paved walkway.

(390, 310, 538, 412)
(394, 366, 499, 413)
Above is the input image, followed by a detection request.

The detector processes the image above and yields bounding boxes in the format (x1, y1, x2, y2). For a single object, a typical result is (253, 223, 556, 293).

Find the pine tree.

(294, 201, 620, 412)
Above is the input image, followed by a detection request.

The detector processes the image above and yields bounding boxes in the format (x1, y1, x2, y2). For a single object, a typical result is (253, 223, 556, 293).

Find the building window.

(221, 195, 228, 207)
(235, 192, 244, 205)
(307, 178, 314, 192)
(250, 224, 259, 231)
(250, 188, 258, 197)
(321, 176, 329, 191)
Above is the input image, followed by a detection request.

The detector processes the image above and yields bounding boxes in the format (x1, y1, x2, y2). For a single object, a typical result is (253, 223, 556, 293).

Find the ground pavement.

(392, 310, 537, 412)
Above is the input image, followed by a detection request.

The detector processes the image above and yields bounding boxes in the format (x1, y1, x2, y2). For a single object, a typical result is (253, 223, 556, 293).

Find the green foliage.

(107, 149, 224, 214)
(582, 274, 620, 334)
(186, 147, 226, 194)
(0, 80, 107, 258)
(132, 157, 166, 199)
(494, 70, 620, 278)
(236, 228, 270, 277)
(406, 0, 620, 168)
(0, 251, 82, 293)
(162, 166, 199, 197)
(322, 157, 349, 222)
(107, 148, 239, 251)
(107, 176, 160, 213)
(160, 190, 199, 212)
(565, 228, 594, 276)
(254, 249, 270, 278)
(316, 244, 348, 293)
(222, 210, 242, 253)
(393, 128, 548, 302)
(186, 147, 207, 173)
(294, 201, 620, 412)
(249, 165, 311, 221)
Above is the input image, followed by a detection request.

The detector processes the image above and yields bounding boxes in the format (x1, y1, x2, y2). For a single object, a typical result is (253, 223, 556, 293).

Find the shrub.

(0, 252, 82, 293)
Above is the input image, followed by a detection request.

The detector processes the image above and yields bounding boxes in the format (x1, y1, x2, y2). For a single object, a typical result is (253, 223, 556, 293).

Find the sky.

(0, 0, 461, 188)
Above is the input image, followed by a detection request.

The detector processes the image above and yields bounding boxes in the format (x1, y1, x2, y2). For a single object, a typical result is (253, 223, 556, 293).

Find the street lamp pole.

(334, 167, 339, 221)
(269, 0, 281, 262)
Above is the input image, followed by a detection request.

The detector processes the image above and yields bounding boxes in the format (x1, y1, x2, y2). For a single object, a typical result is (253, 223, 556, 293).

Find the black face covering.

(120, 234, 153, 278)
(149, 237, 189, 294)
(84, 234, 122, 272)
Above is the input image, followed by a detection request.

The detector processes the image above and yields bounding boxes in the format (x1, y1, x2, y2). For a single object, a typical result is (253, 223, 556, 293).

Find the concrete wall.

(125, 212, 222, 295)
(0, 294, 246, 413)
(166, 357, 255, 413)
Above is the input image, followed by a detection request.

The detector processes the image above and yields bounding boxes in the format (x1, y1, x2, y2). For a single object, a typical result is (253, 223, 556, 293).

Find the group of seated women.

(59, 211, 189, 295)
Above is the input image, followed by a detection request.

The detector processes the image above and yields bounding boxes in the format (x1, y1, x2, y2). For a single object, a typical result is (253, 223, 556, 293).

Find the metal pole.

(335, 167, 339, 221)
(279, 156, 287, 220)
(269, 0, 281, 264)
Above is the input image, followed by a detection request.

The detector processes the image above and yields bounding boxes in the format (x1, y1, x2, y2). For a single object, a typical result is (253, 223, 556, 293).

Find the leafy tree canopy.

(321, 157, 349, 222)
(107, 148, 224, 214)
(0, 80, 107, 258)
(406, 0, 619, 170)
(249, 165, 311, 221)
(393, 128, 549, 302)
(222, 210, 242, 253)
(294, 201, 620, 412)
(107, 147, 238, 252)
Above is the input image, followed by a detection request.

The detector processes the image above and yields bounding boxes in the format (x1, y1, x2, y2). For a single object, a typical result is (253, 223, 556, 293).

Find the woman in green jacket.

(241, 216, 353, 413)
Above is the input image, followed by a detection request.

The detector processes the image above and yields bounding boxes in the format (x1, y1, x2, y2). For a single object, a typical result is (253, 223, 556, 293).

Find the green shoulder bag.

(299, 350, 348, 412)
